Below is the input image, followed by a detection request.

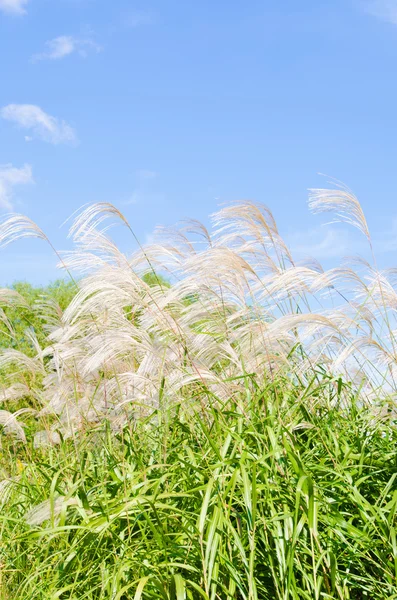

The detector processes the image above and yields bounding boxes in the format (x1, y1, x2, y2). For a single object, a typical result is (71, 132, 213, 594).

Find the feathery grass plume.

(0, 383, 30, 403)
(0, 479, 14, 508)
(33, 296, 64, 333)
(24, 495, 78, 526)
(180, 218, 213, 245)
(0, 214, 48, 248)
(0, 409, 28, 442)
(33, 429, 61, 448)
(213, 201, 294, 270)
(0, 349, 44, 378)
(1, 188, 397, 439)
(0, 308, 13, 337)
(67, 202, 131, 240)
(0, 288, 29, 308)
(308, 182, 370, 242)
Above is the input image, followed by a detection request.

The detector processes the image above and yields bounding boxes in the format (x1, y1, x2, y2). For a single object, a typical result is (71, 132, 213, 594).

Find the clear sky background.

(1, 0, 397, 284)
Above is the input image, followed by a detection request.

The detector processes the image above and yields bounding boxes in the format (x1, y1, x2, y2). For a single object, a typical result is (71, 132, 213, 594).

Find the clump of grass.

(1, 183, 397, 443)
(1, 182, 397, 597)
(1, 374, 397, 599)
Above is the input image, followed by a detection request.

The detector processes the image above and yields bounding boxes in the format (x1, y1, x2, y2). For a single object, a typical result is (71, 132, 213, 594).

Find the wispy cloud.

(286, 227, 363, 260)
(1, 104, 78, 145)
(125, 191, 142, 206)
(125, 190, 165, 207)
(0, 164, 33, 211)
(0, 0, 28, 15)
(126, 10, 154, 27)
(123, 170, 161, 206)
(372, 217, 397, 252)
(288, 219, 397, 262)
(363, 0, 397, 25)
(31, 35, 102, 62)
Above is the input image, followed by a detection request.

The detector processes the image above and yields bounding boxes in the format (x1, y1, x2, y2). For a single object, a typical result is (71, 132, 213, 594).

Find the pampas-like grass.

(0, 183, 396, 443)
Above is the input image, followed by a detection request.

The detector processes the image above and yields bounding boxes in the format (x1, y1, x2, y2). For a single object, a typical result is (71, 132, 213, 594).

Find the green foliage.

(142, 272, 171, 288)
(3, 190, 397, 598)
(0, 275, 170, 359)
(1, 377, 397, 599)
(0, 280, 76, 356)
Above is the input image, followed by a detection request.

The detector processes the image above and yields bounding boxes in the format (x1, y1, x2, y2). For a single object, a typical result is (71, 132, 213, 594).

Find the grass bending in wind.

(1, 182, 397, 444)
(1, 182, 397, 597)
(1, 375, 397, 599)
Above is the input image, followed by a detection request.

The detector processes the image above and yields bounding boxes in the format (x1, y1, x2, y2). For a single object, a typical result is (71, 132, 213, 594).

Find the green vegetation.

(2, 377, 397, 599)
(0, 280, 76, 356)
(1, 187, 397, 597)
(0, 277, 168, 359)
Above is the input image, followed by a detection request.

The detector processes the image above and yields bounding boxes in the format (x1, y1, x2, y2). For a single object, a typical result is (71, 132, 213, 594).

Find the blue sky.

(1, 0, 397, 283)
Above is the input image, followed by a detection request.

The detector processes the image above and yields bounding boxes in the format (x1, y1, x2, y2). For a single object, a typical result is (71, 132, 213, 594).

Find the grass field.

(1, 184, 397, 598)
(2, 379, 397, 599)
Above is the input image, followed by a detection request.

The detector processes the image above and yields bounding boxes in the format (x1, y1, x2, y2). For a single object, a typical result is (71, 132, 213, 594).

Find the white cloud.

(31, 35, 102, 62)
(125, 191, 140, 206)
(0, 164, 33, 211)
(1, 104, 77, 145)
(123, 170, 160, 205)
(363, 0, 397, 24)
(288, 219, 397, 260)
(127, 10, 154, 27)
(0, 0, 28, 15)
(124, 190, 165, 207)
(286, 227, 361, 260)
(372, 217, 397, 252)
